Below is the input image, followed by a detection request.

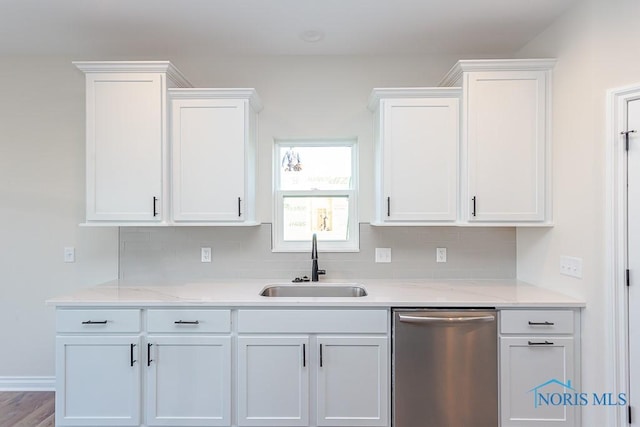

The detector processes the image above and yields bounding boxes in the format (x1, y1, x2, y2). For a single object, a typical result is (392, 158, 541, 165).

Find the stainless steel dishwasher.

(392, 309, 498, 427)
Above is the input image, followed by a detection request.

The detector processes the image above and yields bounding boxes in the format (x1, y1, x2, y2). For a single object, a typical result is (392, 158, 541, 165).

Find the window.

(273, 140, 358, 252)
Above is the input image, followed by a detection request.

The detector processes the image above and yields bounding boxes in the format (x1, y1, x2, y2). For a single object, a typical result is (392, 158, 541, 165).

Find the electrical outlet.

(436, 248, 447, 263)
(560, 255, 582, 278)
(201, 247, 212, 263)
(64, 247, 75, 263)
(375, 248, 392, 263)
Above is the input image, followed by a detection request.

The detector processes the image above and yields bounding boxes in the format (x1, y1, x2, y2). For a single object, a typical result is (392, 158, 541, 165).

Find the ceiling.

(0, 0, 578, 57)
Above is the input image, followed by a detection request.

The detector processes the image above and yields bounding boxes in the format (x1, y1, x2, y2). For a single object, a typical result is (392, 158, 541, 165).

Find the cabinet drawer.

(500, 310, 574, 334)
(238, 309, 388, 333)
(147, 309, 231, 333)
(56, 309, 141, 333)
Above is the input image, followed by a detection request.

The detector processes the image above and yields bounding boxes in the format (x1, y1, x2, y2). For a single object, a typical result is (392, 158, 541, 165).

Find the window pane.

(279, 146, 352, 190)
(283, 196, 350, 241)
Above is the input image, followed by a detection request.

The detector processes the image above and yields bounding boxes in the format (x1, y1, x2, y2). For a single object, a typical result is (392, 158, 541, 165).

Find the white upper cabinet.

(441, 59, 555, 224)
(75, 61, 191, 224)
(169, 89, 261, 224)
(369, 88, 460, 224)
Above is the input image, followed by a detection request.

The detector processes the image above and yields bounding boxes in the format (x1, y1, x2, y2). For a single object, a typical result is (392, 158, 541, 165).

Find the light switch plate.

(375, 248, 392, 263)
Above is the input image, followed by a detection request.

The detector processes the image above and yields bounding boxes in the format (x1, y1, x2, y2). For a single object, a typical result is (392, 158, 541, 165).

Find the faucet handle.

(317, 269, 326, 276)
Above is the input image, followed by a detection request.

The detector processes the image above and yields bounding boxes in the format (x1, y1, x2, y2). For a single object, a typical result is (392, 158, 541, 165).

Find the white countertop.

(47, 279, 585, 308)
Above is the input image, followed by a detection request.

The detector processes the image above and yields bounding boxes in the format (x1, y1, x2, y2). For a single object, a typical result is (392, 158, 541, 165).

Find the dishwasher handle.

(398, 314, 495, 324)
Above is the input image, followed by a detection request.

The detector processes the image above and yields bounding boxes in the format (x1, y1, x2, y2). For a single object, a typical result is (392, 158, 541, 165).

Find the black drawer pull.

(174, 320, 200, 325)
(147, 343, 153, 366)
(528, 321, 555, 326)
(82, 320, 108, 325)
(528, 340, 554, 346)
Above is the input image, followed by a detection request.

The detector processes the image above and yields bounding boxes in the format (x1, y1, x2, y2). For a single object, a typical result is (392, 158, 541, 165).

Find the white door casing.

(606, 83, 640, 427)
(627, 98, 640, 424)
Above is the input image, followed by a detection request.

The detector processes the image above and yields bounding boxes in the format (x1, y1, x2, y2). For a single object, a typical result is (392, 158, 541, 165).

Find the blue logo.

(529, 379, 627, 408)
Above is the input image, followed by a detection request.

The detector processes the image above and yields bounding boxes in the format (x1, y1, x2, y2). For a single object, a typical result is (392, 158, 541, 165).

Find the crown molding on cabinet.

(168, 88, 263, 112)
(73, 60, 192, 88)
(367, 87, 462, 111)
(438, 58, 557, 87)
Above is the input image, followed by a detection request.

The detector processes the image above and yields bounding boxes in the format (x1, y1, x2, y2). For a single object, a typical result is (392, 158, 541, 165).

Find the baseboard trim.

(0, 376, 55, 391)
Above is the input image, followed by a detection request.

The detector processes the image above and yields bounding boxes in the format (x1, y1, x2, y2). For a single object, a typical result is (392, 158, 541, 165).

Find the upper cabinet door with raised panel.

(86, 73, 164, 222)
(466, 69, 548, 222)
(370, 89, 460, 225)
(170, 90, 260, 223)
(75, 61, 192, 224)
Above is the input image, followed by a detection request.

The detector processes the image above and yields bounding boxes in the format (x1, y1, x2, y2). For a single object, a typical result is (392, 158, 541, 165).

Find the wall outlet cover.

(64, 247, 75, 263)
(201, 247, 212, 263)
(375, 248, 392, 263)
(560, 255, 582, 278)
(436, 247, 447, 263)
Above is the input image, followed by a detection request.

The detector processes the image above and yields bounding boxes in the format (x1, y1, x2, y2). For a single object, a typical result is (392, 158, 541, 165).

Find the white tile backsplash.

(119, 224, 516, 282)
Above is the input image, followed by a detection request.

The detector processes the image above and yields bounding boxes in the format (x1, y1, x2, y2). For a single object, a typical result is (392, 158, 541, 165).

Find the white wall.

(0, 57, 118, 383)
(516, 0, 640, 424)
(1, 53, 511, 382)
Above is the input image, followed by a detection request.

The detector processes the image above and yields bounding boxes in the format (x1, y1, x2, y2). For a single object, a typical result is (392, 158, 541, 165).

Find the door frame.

(606, 83, 640, 427)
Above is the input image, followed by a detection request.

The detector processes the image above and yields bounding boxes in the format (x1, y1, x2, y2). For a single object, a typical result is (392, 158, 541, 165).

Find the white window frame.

(273, 139, 359, 252)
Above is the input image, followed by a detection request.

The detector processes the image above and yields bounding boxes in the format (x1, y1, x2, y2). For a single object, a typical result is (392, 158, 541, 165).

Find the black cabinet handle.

(81, 320, 107, 325)
(238, 197, 242, 217)
(174, 320, 200, 325)
(302, 344, 306, 367)
(130, 344, 136, 367)
(153, 197, 159, 217)
(319, 344, 323, 367)
(528, 340, 554, 346)
(472, 196, 477, 217)
(147, 343, 153, 366)
(528, 321, 555, 326)
(387, 197, 390, 217)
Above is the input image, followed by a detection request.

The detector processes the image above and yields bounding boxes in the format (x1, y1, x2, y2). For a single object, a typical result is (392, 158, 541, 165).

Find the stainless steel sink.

(260, 284, 368, 297)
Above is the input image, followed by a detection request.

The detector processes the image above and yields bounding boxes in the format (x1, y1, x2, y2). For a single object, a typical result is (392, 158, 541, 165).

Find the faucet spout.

(311, 233, 325, 282)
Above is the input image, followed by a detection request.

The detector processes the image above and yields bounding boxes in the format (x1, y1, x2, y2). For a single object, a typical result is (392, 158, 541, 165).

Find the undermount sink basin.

(260, 284, 368, 298)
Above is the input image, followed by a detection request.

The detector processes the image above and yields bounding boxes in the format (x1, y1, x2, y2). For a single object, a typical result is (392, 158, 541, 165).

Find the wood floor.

(0, 392, 55, 427)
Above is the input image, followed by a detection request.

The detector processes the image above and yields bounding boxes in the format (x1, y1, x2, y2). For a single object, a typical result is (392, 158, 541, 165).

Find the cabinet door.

(55, 336, 141, 426)
(146, 336, 231, 426)
(316, 336, 389, 427)
(86, 73, 163, 222)
(466, 70, 547, 222)
(500, 337, 576, 426)
(171, 98, 246, 221)
(237, 336, 309, 426)
(381, 97, 458, 222)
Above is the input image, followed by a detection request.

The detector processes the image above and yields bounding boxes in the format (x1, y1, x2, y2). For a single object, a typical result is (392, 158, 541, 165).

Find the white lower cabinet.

(316, 336, 388, 427)
(146, 336, 231, 426)
(237, 335, 388, 427)
(237, 336, 310, 426)
(236, 309, 390, 427)
(56, 335, 142, 426)
(499, 310, 579, 427)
